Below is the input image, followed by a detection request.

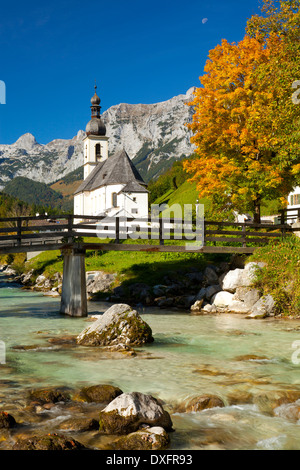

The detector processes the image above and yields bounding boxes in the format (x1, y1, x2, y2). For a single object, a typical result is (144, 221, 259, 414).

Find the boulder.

(232, 287, 260, 307)
(204, 266, 219, 284)
(195, 287, 207, 301)
(0, 412, 17, 429)
(26, 387, 71, 406)
(75, 384, 123, 403)
(190, 299, 204, 313)
(246, 295, 275, 319)
(109, 426, 170, 450)
(253, 390, 300, 415)
(99, 392, 173, 435)
(58, 417, 99, 432)
(201, 304, 217, 314)
(221, 269, 244, 293)
(86, 271, 117, 294)
(178, 394, 225, 413)
(77, 304, 154, 347)
(12, 434, 85, 450)
(205, 285, 221, 300)
(221, 263, 263, 293)
(227, 301, 252, 314)
(211, 291, 235, 308)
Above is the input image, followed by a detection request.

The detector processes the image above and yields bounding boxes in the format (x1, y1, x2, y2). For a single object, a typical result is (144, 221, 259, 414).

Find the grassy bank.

(248, 236, 300, 316)
(7, 238, 231, 290)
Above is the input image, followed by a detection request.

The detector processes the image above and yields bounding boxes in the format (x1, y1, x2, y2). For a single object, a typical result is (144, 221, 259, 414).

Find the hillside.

(50, 166, 84, 211)
(4, 177, 63, 210)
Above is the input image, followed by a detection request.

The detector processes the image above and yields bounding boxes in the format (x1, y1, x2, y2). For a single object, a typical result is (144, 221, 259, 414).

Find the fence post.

(115, 217, 120, 244)
(159, 218, 164, 246)
(17, 218, 22, 246)
(242, 225, 246, 248)
(67, 214, 73, 243)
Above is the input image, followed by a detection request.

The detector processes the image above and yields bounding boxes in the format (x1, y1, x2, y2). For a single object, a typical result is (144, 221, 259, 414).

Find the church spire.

(90, 82, 101, 118)
(86, 82, 106, 136)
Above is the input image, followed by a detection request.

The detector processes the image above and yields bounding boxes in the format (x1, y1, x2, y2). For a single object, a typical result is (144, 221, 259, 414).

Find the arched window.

(112, 192, 118, 208)
(95, 143, 101, 159)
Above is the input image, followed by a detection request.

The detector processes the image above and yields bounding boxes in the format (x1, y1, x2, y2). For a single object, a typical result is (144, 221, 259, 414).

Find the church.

(74, 86, 149, 218)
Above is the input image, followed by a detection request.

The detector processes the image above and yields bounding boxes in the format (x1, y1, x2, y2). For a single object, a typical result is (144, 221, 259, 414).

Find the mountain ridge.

(0, 88, 195, 188)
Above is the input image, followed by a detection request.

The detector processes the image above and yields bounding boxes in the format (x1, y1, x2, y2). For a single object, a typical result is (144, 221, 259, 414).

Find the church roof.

(121, 181, 149, 193)
(74, 149, 147, 194)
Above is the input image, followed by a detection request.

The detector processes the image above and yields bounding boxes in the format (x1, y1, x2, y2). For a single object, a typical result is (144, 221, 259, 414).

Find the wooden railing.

(279, 208, 300, 225)
(0, 214, 294, 254)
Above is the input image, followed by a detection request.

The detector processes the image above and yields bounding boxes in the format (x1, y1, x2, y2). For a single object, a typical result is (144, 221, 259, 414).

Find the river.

(1, 273, 300, 450)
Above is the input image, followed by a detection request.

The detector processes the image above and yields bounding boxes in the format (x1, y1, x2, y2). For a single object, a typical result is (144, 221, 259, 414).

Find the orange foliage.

(184, 33, 300, 220)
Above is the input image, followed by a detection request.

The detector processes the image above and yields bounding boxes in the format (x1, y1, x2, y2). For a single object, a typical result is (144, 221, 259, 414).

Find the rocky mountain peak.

(13, 133, 40, 151)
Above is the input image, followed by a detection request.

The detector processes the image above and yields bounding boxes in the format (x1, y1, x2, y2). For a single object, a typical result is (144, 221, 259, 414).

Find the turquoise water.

(1, 274, 300, 449)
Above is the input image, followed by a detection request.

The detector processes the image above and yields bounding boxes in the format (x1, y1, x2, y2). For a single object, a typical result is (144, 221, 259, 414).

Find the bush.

(249, 236, 300, 316)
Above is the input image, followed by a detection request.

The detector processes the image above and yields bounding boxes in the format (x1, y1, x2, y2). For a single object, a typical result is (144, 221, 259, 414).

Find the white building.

(74, 86, 149, 218)
(287, 186, 300, 223)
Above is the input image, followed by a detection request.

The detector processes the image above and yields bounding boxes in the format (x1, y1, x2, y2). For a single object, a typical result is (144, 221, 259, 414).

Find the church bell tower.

(83, 84, 109, 179)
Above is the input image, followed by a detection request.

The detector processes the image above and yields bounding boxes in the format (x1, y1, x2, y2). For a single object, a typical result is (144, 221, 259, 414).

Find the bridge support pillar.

(60, 246, 87, 317)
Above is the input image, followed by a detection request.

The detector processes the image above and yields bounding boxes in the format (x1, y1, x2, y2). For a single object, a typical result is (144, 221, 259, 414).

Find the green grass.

(24, 236, 230, 288)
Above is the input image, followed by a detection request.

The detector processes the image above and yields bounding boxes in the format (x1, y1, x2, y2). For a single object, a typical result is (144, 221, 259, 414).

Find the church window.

(112, 192, 118, 207)
(95, 144, 101, 160)
(131, 208, 138, 214)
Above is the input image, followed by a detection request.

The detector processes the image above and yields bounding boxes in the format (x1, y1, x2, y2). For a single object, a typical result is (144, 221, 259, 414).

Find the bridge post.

(59, 245, 87, 317)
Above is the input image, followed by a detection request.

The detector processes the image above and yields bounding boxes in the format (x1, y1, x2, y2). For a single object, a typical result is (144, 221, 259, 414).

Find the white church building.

(74, 86, 149, 218)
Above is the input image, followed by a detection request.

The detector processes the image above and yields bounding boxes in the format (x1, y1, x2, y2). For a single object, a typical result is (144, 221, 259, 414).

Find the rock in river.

(99, 392, 173, 435)
(12, 433, 85, 450)
(74, 384, 123, 403)
(109, 426, 170, 450)
(76, 304, 154, 347)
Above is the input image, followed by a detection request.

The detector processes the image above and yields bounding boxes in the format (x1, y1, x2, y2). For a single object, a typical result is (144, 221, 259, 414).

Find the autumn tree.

(185, 2, 300, 223)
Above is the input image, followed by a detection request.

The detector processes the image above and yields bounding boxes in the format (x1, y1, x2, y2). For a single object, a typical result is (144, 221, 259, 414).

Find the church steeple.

(86, 83, 106, 136)
(90, 83, 101, 118)
(83, 82, 109, 179)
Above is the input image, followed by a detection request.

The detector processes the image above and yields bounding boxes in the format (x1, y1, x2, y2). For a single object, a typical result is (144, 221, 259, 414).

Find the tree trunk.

(253, 197, 261, 224)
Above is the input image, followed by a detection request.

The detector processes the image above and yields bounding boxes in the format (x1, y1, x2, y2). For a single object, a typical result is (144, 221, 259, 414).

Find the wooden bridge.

(0, 212, 296, 317)
(0, 213, 294, 255)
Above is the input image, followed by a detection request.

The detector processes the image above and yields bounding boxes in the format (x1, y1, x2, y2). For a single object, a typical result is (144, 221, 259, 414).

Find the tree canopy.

(184, 0, 300, 222)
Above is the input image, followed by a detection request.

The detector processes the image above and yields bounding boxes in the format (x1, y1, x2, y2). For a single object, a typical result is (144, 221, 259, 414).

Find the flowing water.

(1, 273, 300, 450)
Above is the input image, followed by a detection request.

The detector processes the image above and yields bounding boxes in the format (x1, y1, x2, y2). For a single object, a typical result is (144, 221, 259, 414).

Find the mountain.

(0, 88, 195, 188)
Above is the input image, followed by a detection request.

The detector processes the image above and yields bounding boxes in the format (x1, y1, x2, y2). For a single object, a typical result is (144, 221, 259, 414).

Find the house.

(286, 186, 300, 223)
(74, 86, 149, 219)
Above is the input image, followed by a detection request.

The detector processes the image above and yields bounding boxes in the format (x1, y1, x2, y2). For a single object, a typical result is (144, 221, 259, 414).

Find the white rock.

(246, 295, 275, 319)
(221, 269, 244, 293)
(211, 291, 235, 308)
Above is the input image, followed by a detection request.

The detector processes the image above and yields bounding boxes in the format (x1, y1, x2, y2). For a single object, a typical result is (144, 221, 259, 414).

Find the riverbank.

(4, 236, 300, 317)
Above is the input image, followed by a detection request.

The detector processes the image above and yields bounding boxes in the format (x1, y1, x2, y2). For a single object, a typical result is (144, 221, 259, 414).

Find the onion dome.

(86, 82, 106, 136)
(86, 118, 106, 136)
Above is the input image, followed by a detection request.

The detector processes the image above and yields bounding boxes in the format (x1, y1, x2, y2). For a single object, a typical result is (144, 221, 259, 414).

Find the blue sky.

(0, 0, 262, 144)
